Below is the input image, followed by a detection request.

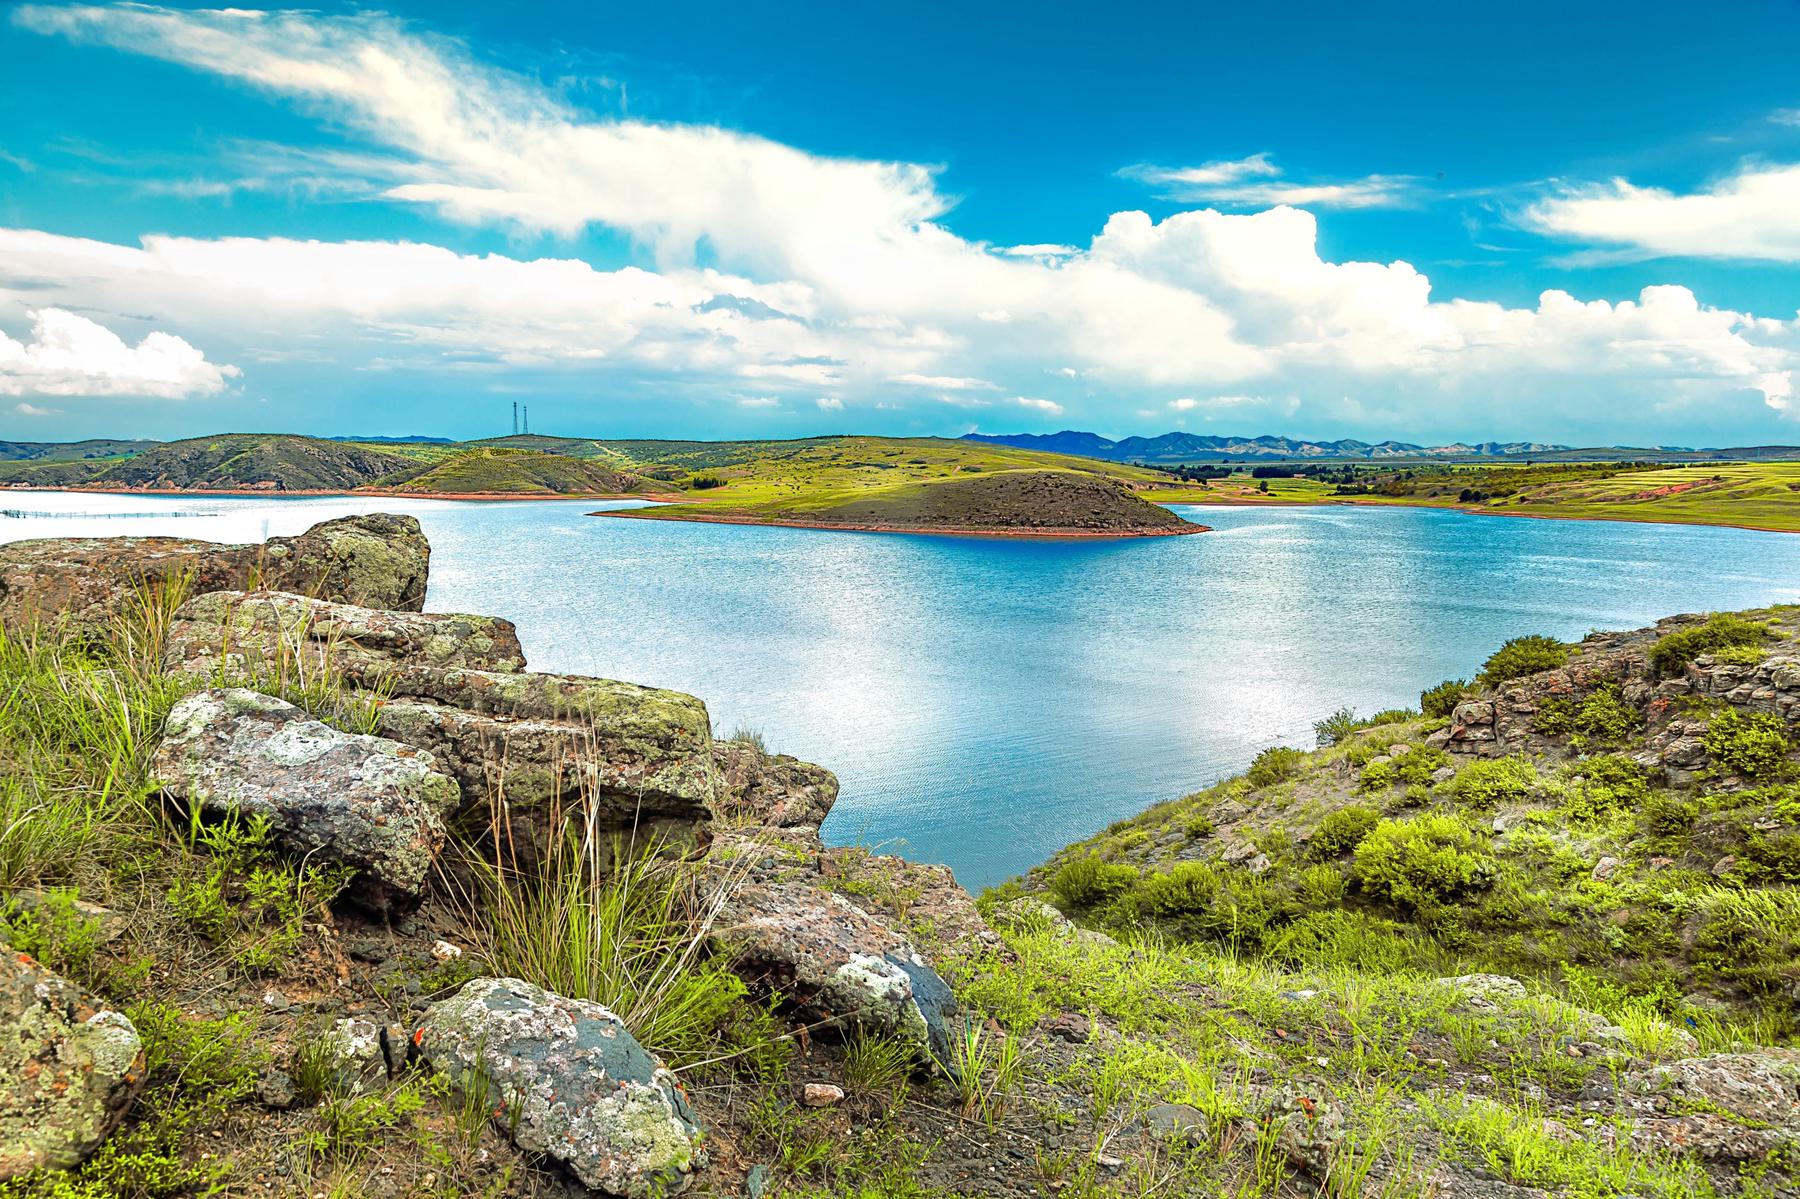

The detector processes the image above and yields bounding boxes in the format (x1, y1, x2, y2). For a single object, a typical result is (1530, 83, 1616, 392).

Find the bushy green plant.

(1702, 708, 1794, 781)
(1296, 863, 1349, 905)
(1639, 792, 1698, 838)
(1421, 678, 1472, 718)
(1313, 708, 1362, 747)
(1534, 683, 1643, 747)
(1246, 745, 1305, 788)
(1477, 635, 1568, 686)
(1562, 755, 1651, 820)
(1132, 861, 1221, 916)
(1359, 745, 1450, 792)
(1051, 856, 1140, 908)
(1309, 805, 1380, 859)
(1649, 613, 1771, 674)
(1354, 815, 1496, 910)
(1445, 756, 1538, 808)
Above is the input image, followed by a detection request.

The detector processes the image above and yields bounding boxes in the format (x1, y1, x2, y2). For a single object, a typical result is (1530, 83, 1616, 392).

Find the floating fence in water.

(0, 507, 225, 520)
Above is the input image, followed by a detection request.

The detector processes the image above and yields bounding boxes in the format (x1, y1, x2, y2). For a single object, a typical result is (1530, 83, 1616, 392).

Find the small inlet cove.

(7, 489, 1800, 890)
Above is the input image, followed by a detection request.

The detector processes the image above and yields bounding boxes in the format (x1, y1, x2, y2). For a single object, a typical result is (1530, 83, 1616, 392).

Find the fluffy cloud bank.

(1525, 164, 1800, 263)
(0, 307, 237, 398)
(10, 3, 1800, 437)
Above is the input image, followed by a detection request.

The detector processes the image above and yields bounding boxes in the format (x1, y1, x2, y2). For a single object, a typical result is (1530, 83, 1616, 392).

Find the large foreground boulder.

(163, 589, 526, 685)
(0, 513, 429, 635)
(161, 590, 719, 867)
(415, 977, 704, 1196)
(0, 952, 145, 1180)
(152, 688, 459, 906)
(710, 849, 959, 1070)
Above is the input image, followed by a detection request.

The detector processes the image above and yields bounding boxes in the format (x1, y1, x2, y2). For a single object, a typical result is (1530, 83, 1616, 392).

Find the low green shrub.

(1477, 635, 1568, 686)
(1533, 683, 1643, 747)
(1246, 745, 1305, 789)
(1313, 708, 1362, 748)
(1132, 861, 1221, 916)
(1703, 708, 1793, 781)
(1649, 613, 1771, 674)
(1358, 745, 1450, 792)
(1639, 792, 1698, 838)
(1445, 756, 1538, 808)
(1051, 856, 1139, 908)
(1354, 814, 1496, 910)
(1421, 678, 1472, 718)
(1309, 805, 1381, 859)
(1562, 755, 1651, 820)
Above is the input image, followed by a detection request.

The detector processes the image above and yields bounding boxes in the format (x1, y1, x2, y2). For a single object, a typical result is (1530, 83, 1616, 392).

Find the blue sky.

(2, 1, 1799, 446)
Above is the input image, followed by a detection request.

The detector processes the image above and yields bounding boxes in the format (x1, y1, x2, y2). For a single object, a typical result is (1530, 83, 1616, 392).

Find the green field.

(1152, 460, 1800, 532)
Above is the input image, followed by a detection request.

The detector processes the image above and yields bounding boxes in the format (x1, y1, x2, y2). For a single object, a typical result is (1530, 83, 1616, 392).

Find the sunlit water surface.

(7, 491, 1800, 888)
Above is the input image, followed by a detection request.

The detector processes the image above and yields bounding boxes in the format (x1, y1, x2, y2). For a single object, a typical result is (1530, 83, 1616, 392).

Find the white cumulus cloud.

(1523, 164, 1800, 263)
(0, 307, 237, 398)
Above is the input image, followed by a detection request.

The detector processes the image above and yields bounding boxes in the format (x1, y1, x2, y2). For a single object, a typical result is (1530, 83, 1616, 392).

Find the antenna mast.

(523, 406, 530, 435)
(512, 401, 518, 436)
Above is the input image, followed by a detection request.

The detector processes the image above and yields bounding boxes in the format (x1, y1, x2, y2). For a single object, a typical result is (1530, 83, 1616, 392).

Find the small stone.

(430, 939, 462, 962)
(255, 1067, 298, 1111)
(1591, 856, 1623, 881)
(801, 1083, 845, 1107)
(1143, 1102, 1208, 1146)
(262, 989, 291, 1013)
(1044, 1012, 1091, 1044)
(1279, 990, 1319, 1001)
(744, 1164, 771, 1199)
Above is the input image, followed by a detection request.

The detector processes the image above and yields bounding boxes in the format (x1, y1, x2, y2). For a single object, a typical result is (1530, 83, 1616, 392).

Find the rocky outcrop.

(163, 589, 525, 685)
(0, 513, 429, 635)
(713, 741, 839, 829)
(152, 688, 459, 907)
(1601, 1050, 1800, 1162)
(1435, 613, 1800, 783)
(163, 590, 719, 868)
(414, 977, 705, 1197)
(710, 845, 959, 1070)
(372, 672, 718, 866)
(0, 953, 145, 1180)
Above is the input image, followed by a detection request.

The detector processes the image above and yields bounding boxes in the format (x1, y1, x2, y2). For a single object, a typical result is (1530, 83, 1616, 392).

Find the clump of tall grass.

(449, 782, 769, 1069)
(0, 575, 195, 889)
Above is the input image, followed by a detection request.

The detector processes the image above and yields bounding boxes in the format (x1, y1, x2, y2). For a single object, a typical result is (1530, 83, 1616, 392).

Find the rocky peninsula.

(0, 515, 1793, 1199)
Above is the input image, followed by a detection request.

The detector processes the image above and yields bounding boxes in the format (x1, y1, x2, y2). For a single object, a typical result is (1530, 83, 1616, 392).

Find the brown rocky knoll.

(601, 468, 1207, 537)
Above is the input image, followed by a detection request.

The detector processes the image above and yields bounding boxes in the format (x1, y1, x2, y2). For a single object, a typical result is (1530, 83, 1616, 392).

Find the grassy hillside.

(1152, 460, 1800, 531)
(2, 560, 1796, 1197)
(369, 447, 646, 495)
(1019, 606, 1800, 1033)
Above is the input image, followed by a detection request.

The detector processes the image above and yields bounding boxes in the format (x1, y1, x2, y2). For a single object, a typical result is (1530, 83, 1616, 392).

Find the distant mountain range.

(959, 431, 1800, 464)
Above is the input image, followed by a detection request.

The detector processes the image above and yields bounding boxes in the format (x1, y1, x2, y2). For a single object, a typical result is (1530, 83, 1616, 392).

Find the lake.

(6, 490, 1800, 889)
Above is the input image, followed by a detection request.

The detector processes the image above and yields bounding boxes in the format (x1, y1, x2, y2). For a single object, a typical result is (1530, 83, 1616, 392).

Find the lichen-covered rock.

(162, 590, 526, 685)
(712, 741, 838, 829)
(152, 689, 459, 906)
(373, 672, 716, 866)
(0, 952, 145, 1179)
(414, 977, 704, 1197)
(712, 871, 958, 1070)
(1435, 974, 1529, 1005)
(0, 513, 429, 635)
(1616, 1051, 1800, 1161)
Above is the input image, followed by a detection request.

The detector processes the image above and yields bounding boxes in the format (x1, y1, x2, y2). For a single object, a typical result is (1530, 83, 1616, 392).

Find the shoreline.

(1163, 494, 1800, 535)
(9, 483, 1792, 534)
(588, 507, 1211, 539)
(1, 485, 674, 503)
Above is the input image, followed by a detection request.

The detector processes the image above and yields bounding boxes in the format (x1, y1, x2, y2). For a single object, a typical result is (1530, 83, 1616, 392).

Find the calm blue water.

(7, 491, 1800, 888)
